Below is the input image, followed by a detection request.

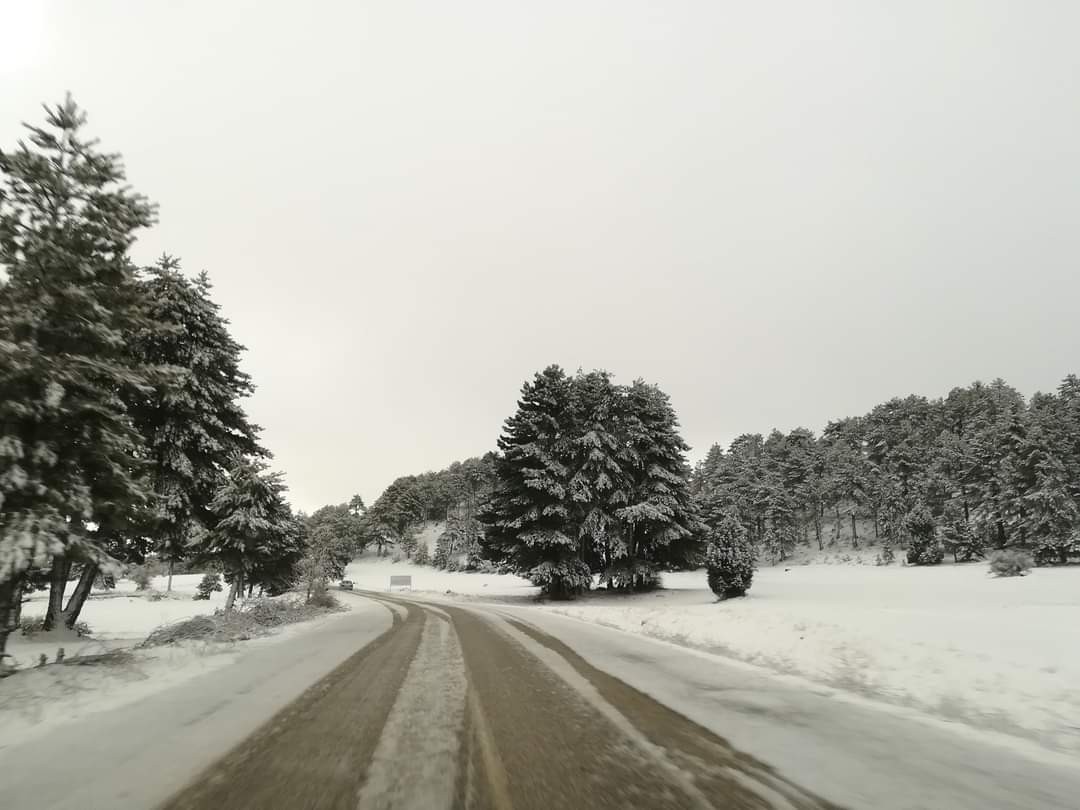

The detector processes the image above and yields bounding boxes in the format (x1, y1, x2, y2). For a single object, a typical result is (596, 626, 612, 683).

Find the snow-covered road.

(4, 591, 1079, 809)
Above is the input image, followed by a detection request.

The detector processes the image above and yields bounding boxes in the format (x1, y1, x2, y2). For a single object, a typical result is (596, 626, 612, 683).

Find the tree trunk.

(167, 559, 174, 593)
(62, 564, 98, 629)
(851, 512, 859, 549)
(41, 555, 72, 632)
(12, 578, 24, 627)
(0, 577, 18, 661)
(224, 577, 240, 611)
(833, 506, 842, 545)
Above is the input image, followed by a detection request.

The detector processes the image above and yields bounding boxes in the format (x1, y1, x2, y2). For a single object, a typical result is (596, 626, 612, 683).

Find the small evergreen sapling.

(988, 549, 1034, 577)
(194, 572, 223, 600)
(904, 504, 944, 565)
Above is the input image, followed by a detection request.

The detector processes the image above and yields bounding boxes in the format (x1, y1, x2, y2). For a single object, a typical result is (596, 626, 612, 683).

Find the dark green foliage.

(705, 511, 755, 599)
(988, 549, 1034, 577)
(130, 257, 264, 568)
(196, 461, 302, 608)
(602, 558, 659, 592)
(904, 504, 943, 565)
(0, 98, 160, 642)
(479, 366, 579, 595)
(941, 505, 983, 562)
(366, 476, 425, 555)
(194, 572, 223, 600)
(479, 366, 702, 598)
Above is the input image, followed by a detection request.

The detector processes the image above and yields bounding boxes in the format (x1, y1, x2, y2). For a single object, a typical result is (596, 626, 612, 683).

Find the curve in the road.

(161, 593, 839, 810)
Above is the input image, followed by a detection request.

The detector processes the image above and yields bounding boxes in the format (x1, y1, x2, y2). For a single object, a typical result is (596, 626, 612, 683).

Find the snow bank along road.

(6, 592, 1080, 810)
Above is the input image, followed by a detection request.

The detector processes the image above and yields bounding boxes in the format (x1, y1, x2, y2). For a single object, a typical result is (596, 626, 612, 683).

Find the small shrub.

(20, 616, 92, 637)
(391, 552, 403, 564)
(989, 549, 1034, 577)
(307, 581, 340, 609)
(128, 563, 157, 591)
(194, 572, 223, 601)
(412, 542, 431, 566)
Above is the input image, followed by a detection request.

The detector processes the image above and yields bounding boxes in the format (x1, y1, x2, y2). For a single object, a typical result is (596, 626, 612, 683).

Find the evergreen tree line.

(692, 377, 1080, 566)
(0, 99, 307, 663)
(364, 456, 497, 568)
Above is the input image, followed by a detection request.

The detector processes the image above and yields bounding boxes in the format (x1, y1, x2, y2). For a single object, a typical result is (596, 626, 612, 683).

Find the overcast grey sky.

(3, 1, 1079, 512)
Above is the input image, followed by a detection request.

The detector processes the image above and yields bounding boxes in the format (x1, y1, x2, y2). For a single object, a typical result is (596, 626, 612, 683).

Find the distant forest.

(694, 376, 1080, 565)
(368, 374, 1080, 577)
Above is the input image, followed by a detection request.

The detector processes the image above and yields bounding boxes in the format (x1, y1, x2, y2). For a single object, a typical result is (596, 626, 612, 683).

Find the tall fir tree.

(613, 380, 702, 587)
(0, 97, 158, 648)
(479, 366, 588, 597)
(198, 460, 298, 609)
(129, 256, 264, 590)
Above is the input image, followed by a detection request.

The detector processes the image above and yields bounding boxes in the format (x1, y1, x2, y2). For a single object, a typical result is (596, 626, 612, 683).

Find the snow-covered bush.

(705, 512, 755, 599)
(193, 572, 223, 601)
(129, 563, 156, 590)
(989, 549, 1034, 577)
(904, 504, 944, 566)
(529, 557, 592, 599)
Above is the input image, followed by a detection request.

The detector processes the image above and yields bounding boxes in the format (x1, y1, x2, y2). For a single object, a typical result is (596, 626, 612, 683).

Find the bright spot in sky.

(0, 3, 47, 76)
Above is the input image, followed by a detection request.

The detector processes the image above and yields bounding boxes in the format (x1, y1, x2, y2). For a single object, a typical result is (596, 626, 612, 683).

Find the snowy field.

(344, 554, 537, 598)
(346, 555, 1080, 754)
(1, 573, 350, 747)
(537, 564, 1080, 754)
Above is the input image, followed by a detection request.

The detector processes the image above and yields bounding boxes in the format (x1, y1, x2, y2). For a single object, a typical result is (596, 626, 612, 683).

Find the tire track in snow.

(356, 608, 468, 810)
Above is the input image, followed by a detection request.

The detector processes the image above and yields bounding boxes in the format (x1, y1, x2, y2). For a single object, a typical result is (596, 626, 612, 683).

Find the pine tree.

(565, 370, 631, 582)
(612, 381, 702, 588)
(704, 508, 755, 599)
(367, 476, 424, 555)
(940, 502, 983, 562)
(0, 97, 158, 649)
(130, 257, 264, 587)
(1013, 396, 1080, 564)
(479, 366, 588, 597)
(197, 461, 298, 610)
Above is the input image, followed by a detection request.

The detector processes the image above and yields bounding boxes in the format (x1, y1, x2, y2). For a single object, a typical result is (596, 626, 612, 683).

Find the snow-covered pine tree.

(0, 98, 159, 649)
(479, 366, 588, 597)
(367, 476, 424, 556)
(940, 502, 983, 562)
(1012, 395, 1080, 564)
(198, 461, 298, 609)
(130, 258, 265, 590)
(564, 370, 631, 583)
(612, 380, 702, 589)
(704, 507, 755, 599)
(904, 502, 943, 565)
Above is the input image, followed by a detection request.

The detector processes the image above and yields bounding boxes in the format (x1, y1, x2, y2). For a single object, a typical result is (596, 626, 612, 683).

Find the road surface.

(5, 592, 1080, 809)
